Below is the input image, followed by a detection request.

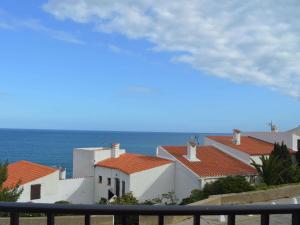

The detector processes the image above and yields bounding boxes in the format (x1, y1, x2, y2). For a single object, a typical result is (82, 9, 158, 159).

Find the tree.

(252, 142, 300, 185)
(251, 156, 286, 185)
(0, 162, 23, 202)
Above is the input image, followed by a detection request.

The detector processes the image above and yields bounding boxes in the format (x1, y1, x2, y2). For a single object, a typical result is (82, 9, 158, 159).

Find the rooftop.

(96, 153, 172, 174)
(207, 135, 284, 155)
(162, 145, 256, 177)
(3, 160, 57, 188)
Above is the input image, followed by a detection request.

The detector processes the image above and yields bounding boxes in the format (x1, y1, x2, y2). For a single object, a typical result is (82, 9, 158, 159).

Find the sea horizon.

(0, 128, 228, 177)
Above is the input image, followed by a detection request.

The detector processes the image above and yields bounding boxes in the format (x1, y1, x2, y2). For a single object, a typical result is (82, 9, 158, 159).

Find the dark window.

(298, 139, 300, 151)
(30, 184, 41, 200)
(115, 178, 120, 197)
(107, 178, 111, 186)
(98, 176, 102, 184)
(122, 181, 125, 196)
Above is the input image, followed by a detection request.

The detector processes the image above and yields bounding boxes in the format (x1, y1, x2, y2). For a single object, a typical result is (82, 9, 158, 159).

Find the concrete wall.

(18, 171, 61, 203)
(129, 163, 175, 202)
(192, 183, 300, 205)
(58, 177, 94, 204)
(204, 137, 251, 164)
(94, 166, 130, 202)
(0, 216, 113, 225)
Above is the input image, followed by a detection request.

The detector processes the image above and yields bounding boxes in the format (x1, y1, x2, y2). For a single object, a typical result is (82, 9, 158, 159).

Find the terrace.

(1, 202, 300, 225)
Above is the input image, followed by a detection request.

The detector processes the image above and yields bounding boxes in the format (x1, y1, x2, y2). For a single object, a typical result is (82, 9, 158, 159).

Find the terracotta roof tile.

(207, 136, 295, 155)
(96, 153, 172, 174)
(162, 146, 256, 177)
(3, 160, 57, 188)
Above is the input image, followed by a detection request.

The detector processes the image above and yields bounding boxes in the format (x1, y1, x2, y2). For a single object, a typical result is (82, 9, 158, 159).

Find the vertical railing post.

(292, 212, 300, 225)
(158, 215, 164, 225)
(227, 214, 235, 225)
(10, 212, 19, 225)
(85, 214, 91, 225)
(47, 213, 55, 225)
(261, 213, 269, 225)
(193, 214, 200, 225)
(121, 215, 127, 225)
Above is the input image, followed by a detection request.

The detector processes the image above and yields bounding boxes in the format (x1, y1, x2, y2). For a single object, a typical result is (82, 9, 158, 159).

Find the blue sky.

(0, 0, 299, 132)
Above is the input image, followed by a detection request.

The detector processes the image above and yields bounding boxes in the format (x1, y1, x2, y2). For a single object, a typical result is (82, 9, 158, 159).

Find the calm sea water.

(0, 128, 223, 177)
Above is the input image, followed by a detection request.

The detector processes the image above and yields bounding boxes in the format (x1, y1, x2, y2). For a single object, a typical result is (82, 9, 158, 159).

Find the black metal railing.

(0, 202, 300, 225)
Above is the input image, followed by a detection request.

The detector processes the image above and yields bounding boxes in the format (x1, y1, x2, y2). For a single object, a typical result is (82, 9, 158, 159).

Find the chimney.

(233, 129, 241, 145)
(185, 140, 199, 161)
(111, 143, 120, 158)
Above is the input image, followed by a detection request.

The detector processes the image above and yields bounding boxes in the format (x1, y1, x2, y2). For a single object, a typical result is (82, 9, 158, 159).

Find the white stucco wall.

(18, 171, 60, 203)
(73, 148, 126, 178)
(157, 146, 201, 201)
(204, 137, 251, 164)
(94, 167, 130, 202)
(129, 163, 175, 202)
(57, 177, 94, 204)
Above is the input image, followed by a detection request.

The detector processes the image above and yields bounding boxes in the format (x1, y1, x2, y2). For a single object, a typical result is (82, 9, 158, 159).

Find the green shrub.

(181, 176, 254, 205)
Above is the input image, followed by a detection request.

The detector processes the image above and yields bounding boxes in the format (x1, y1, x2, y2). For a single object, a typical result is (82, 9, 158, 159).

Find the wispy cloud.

(22, 19, 84, 45)
(44, 0, 300, 99)
(0, 8, 83, 45)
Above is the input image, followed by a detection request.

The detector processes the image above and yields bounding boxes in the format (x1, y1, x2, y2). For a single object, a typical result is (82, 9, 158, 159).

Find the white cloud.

(44, 0, 300, 98)
(0, 8, 83, 44)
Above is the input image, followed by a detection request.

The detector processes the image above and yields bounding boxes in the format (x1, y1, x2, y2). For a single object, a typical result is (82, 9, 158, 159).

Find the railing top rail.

(0, 202, 300, 215)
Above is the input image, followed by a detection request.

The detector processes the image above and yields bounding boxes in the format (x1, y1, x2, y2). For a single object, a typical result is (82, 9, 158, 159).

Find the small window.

(98, 176, 102, 184)
(30, 184, 41, 200)
(298, 139, 300, 151)
(107, 178, 111, 186)
(122, 181, 125, 196)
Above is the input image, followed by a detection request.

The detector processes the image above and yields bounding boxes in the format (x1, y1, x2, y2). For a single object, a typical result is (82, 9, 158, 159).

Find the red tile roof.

(3, 161, 57, 188)
(162, 146, 256, 177)
(96, 153, 172, 174)
(207, 135, 294, 155)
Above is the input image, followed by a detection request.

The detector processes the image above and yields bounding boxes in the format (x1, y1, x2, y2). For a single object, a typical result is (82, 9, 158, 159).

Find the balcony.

(0, 202, 300, 225)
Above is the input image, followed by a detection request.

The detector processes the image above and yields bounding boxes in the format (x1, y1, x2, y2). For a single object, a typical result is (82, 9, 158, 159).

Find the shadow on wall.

(134, 164, 175, 203)
(58, 177, 94, 204)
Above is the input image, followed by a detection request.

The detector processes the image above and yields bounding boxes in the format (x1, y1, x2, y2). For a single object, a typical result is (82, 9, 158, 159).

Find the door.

(115, 178, 120, 197)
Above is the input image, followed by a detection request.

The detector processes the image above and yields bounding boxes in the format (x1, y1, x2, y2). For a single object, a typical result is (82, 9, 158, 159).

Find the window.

(298, 139, 300, 151)
(30, 184, 41, 200)
(98, 176, 102, 184)
(107, 178, 111, 186)
(122, 181, 125, 196)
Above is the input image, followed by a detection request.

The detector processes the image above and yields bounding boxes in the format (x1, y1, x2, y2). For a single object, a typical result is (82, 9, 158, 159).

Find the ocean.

(0, 128, 223, 177)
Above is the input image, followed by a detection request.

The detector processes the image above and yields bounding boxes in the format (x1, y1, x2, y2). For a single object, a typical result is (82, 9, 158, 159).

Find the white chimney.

(111, 143, 120, 158)
(185, 141, 200, 162)
(233, 129, 241, 145)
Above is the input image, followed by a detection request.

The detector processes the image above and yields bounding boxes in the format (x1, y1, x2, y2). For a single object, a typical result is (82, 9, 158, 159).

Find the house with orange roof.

(156, 141, 256, 200)
(204, 128, 298, 165)
(73, 144, 175, 202)
(4, 161, 61, 203)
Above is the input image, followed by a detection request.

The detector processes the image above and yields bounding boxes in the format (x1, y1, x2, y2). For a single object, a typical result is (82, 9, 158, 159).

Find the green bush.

(181, 176, 254, 205)
(54, 200, 70, 204)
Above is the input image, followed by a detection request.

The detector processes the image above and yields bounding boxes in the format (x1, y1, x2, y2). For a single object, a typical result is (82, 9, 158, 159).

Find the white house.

(73, 143, 174, 202)
(156, 141, 256, 200)
(4, 160, 61, 203)
(204, 128, 298, 165)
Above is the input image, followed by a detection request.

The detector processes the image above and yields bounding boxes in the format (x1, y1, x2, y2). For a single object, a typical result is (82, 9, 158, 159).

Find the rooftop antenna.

(266, 121, 278, 132)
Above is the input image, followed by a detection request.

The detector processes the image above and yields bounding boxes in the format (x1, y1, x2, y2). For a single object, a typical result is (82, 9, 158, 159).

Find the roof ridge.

(10, 160, 57, 171)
